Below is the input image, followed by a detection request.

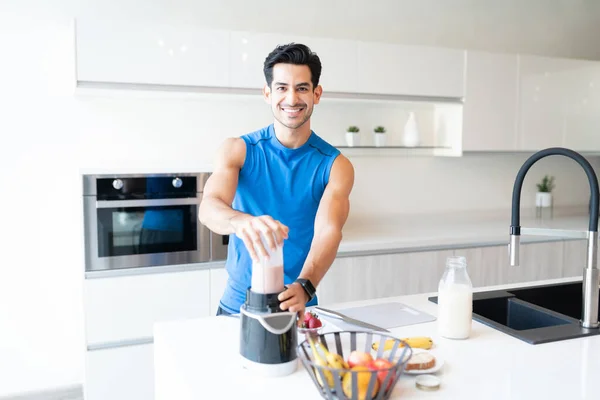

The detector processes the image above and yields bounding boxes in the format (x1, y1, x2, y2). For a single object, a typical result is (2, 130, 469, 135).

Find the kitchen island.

(154, 276, 600, 399)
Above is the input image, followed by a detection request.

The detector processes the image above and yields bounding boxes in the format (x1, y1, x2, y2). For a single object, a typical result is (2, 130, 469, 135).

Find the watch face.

(300, 279, 316, 298)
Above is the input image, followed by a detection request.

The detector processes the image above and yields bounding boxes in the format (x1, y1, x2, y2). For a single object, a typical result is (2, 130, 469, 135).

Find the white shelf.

(337, 146, 460, 157)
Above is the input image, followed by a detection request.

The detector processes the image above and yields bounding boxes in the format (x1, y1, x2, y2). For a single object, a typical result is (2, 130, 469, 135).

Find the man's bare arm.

(198, 138, 247, 235)
(199, 137, 289, 260)
(299, 154, 355, 287)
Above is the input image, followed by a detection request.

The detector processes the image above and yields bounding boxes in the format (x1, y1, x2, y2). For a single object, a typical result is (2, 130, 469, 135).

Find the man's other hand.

(278, 283, 309, 322)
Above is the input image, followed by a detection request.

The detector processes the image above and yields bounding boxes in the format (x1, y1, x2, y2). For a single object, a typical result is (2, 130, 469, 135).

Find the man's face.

(264, 63, 322, 130)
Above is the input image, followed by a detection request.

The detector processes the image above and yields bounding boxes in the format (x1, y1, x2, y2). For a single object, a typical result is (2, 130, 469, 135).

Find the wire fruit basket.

(297, 331, 413, 400)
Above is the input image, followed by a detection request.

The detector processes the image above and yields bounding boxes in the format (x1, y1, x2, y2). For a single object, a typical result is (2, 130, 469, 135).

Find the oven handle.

(96, 198, 201, 208)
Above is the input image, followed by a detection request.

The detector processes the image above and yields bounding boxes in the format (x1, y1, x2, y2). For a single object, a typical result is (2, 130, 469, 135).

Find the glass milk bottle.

(437, 256, 473, 339)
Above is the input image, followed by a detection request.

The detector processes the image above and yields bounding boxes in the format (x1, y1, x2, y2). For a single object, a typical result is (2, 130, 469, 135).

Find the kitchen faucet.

(509, 147, 600, 329)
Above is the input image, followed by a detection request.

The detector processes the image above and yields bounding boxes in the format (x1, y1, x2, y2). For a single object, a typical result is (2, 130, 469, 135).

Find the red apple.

(347, 351, 374, 368)
(367, 358, 395, 392)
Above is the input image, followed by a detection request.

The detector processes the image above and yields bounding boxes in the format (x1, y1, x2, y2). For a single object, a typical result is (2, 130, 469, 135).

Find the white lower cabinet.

(84, 269, 211, 345)
(317, 249, 454, 305)
(85, 343, 154, 400)
(562, 239, 588, 277)
(83, 268, 215, 400)
(209, 267, 229, 315)
(455, 241, 565, 287)
(321, 241, 573, 306)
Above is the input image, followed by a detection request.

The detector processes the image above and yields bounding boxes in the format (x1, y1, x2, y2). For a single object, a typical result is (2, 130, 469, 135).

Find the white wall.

(7, 0, 600, 60)
(2, 0, 600, 396)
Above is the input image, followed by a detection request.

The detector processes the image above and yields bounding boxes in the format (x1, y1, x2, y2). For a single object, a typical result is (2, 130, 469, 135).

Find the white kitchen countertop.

(337, 210, 592, 255)
(153, 276, 599, 400)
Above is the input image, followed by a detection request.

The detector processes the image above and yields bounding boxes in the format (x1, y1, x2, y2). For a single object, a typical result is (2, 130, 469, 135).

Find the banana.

(372, 336, 433, 351)
(308, 337, 335, 388)
(402, 336, 434, 350)
(317, 342, 349, 377)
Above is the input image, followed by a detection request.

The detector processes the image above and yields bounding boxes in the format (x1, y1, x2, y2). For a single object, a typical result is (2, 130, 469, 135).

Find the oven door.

(84, 197, 209, 271)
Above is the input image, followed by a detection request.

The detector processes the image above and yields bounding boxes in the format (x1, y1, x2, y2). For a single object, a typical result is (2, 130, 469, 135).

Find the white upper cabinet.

(560, 61, 600, 152)
(516, 55, 600, 152)
(462, 51, 519, 151)
(356, 42, 465, 98)
(309, 38, 358, 94)
(75, 18, 230, 87)
(76, 19, 464, 99)
(229, 31, 313, 89)
(518, 55, 571, 151)
(228, 32, 358, 93)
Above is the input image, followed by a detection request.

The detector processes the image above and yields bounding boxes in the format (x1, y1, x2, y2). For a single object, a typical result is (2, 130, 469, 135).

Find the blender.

(239, 234, 298, 377)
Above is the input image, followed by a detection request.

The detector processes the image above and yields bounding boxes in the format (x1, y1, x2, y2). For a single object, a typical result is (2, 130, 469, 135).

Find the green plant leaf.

(537, 175, 555, 192)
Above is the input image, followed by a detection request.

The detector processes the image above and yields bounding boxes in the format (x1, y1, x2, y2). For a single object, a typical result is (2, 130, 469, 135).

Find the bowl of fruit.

(297, 331, 413, 400)
(298, 310, 325, 336)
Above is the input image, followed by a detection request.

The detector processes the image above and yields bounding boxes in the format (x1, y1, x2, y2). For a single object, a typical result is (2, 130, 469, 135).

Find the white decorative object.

(536, 192, 552, 208)
(373, 133, 386, 147)
(345, 127, 360, 147)
(403, 112, 420, 147)
(373, 126, 387, 147)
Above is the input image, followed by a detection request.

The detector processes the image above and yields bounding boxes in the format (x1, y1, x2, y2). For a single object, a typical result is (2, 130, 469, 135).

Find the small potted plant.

(536, 175, 555, 208)
(345, 125, 360, 147)
(373, 126, 386, 147)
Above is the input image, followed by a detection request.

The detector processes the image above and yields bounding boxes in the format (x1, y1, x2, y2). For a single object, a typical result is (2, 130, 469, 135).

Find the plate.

(400, 349, 445, 375)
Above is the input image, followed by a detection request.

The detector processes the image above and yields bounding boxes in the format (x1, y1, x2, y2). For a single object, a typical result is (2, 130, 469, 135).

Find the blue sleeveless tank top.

(219, 124, 341, 314)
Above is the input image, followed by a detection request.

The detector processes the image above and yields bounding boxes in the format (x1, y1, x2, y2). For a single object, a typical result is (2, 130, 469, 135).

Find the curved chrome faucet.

(509, 147, 600, 329)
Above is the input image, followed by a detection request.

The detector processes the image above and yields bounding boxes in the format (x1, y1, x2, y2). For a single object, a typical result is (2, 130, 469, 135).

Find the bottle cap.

(415, 374, 441, 391)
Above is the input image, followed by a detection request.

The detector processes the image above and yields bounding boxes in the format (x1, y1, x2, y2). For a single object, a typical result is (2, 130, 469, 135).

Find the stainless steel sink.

(429, 280, 600, 344)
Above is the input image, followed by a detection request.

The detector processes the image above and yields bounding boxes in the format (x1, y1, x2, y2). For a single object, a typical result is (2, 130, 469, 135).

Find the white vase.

(345, 132, 360, 147)
(373, 132, 386, 147)
(403, 112, 420, 147)
(536, 192, 552, 207)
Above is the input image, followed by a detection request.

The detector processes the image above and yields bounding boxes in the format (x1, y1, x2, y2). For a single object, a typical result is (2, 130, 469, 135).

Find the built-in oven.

(83, 173, 227, 272)
(211, 231, 229, 261)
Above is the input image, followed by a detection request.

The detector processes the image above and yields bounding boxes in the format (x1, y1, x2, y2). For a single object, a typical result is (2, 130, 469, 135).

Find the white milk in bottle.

(437, 256, 473, 339)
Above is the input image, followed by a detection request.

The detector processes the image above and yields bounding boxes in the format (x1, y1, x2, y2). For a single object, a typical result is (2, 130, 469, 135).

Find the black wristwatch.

(295, 278, 316, 301)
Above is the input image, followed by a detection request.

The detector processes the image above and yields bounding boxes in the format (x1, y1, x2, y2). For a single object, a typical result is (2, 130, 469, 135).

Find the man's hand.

(278, 283, 309, 322)
(230, 215, 289, 262)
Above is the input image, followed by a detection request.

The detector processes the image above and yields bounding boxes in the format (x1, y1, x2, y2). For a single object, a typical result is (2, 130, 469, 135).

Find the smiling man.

(199, 43, 355, 319)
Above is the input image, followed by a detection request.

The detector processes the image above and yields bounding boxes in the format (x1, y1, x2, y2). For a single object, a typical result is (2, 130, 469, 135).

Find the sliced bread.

(405, 352, 436, 371)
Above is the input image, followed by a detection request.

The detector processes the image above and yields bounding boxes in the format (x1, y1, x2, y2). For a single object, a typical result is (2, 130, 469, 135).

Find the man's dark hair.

(263, 43, 322, 89)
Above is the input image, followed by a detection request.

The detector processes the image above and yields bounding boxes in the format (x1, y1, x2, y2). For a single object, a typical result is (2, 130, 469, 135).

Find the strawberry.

(308, 316, 322, 329)
(304, 311, 315, 322)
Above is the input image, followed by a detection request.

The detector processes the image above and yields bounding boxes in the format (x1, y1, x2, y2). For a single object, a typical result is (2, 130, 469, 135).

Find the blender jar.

(250, 233, 284, 294)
